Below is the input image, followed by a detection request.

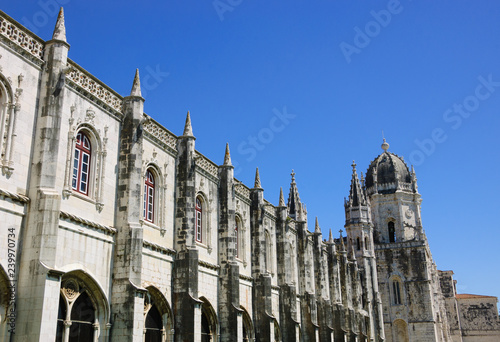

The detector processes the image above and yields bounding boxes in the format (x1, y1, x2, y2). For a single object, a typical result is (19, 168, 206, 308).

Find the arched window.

(265, 231, 272, 274)
(241, 307, 253, 342)
(70, 291, 95, 339)
(196, 197, 203, 243)
(72, 132, 92, 195)
(56, 274, 109, 342)
(356, 237, 361, 250)
(388, 221, 396, 243)
(392, 279, 402, 305)
(144, 287, 174, 342)
(144, 170, 155, 223)
(56, 290, 96, 342)
(200, 298, 217, 342)
(145, 304, 162, 342)
(235, 217, 240, 258)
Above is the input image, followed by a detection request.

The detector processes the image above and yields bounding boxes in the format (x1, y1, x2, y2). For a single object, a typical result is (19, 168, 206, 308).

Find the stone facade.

(0, 7, 498, 342)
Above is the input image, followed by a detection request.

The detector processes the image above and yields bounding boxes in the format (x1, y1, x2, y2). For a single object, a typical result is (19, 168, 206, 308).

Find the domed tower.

(365, 138, 422, 244)
(365, 139, 451, 342)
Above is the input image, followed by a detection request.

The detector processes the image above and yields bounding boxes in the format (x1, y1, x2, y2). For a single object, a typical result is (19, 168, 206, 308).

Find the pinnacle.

(381, 138, 390, 152)
(222, 143, 232, 166)
(315, 217, 321, 233)
(130, 69, 142, 97)
(52, 7, 67, 42)
(254, 167, 262, 189)
(183, 111, 194, 137)
(279, 187, 285, 207)
(328, 229, 334, 243)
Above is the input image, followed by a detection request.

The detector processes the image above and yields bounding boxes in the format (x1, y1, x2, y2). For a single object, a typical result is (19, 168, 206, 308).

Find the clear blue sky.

(5, 1, 500, 297)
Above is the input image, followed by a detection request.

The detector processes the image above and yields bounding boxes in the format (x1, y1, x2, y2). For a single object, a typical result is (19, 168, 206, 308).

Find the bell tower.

(365, 139, 451, 342)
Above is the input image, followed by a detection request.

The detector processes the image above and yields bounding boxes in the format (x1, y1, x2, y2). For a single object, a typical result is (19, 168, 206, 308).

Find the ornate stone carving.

(0, 15, 44, 59)
(66, 60, 123, 112)
(142, 119, 177, 151)
(62, 278, 79, 300)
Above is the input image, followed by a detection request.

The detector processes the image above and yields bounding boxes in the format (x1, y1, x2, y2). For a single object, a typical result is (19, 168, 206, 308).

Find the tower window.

(72, 132, 91, 195)
(144, 170, 155, 223)
(357, 237, 361, 250)
(195, 197, 203, 243)
(235, 217, 240, 258)
(393, 280, 402, 305)
(388, 221, 396, 243)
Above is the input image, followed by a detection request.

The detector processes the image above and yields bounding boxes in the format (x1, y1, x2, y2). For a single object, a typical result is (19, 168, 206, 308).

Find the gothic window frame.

(388, 220, 396, 243)
(390, 276, 404, 306)
(140, 162, 167, 234)
(0, 74, 20, 176)
(265, 229, 273, 275)
(72, 131, 92, 195)
(194, 192, 212, 250)
(195, 196, 203, 243)
(143, 286, 174, 342)
(143, 169, 155, 224)
(56, 273, 110, 342)
(200, 297, 218, 342)
(356, 237, 361, 250)
(235, 215, 244, 260)
(63, 120, 107, 212)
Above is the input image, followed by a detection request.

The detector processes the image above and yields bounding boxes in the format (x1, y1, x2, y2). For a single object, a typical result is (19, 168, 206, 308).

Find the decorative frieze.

(0, 187, 29, 203)
(143, 240, 176, 256)
(142, 117, 178, 153)
(60, 211, 116, 235)
(66, 59, 123, 113)
(0, 12, 44, 61)
(195, 151, 218, 180)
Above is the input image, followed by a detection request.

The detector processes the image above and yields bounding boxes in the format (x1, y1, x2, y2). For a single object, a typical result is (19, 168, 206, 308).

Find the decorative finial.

(328, 229, 334, 243)
(339, 229, 345, 250)
(254, 167, 262, 189)
(130, 69, 142, 97)
(381, 138, 389, 152)
(52, 7, 67, 42)
(279, 187, 285, 206)
(291, 169, 296, 183)
(351, 160, 356, 171)
(223, 143, 232, 166)
(315, 217, 321, 233)
(183, 111, 193, 136)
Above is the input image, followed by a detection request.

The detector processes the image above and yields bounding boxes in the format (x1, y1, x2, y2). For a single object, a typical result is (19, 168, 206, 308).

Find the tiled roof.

(456, 294, 497, 299)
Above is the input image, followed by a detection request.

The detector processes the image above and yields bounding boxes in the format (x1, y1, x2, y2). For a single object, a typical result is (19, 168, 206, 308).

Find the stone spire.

(279, 187, 285, 207)
(254, 167, 262, 189)
(287, 169, 302, 219)
(223, 143, 232, 166)
(315, 217, 321, 234)
(183, 111, 194, 137)
(346, 161, 365, 207)
(328, 229, 334, 243)
(349, 242, 357, 261)
(52, 7, 66, 42)
(339, 229, 346, 251)
(130, 69, 142, 97)
(411, 165, 419, 192)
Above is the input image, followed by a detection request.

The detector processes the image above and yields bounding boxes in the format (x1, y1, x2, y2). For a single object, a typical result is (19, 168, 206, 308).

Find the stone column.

(110, 69, 146, 341)
(16, 9, 69, 341)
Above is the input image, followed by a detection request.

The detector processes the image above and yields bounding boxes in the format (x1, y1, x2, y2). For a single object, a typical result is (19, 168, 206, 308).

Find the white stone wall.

(0, 44, 41, 196)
